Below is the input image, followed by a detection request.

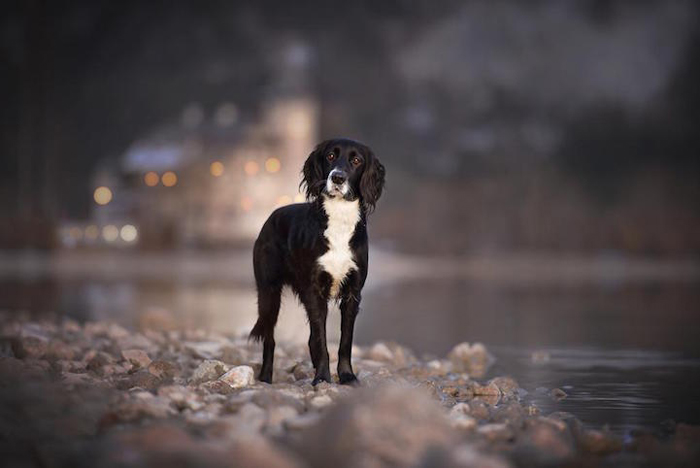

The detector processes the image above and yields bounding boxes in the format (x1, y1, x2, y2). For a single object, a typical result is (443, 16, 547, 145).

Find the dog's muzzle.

(326, 169, 349, 197)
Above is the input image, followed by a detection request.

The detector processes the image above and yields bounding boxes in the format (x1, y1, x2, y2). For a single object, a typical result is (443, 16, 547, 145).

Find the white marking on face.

(326, 169, 349, 197)
(318, 196, 360, 297)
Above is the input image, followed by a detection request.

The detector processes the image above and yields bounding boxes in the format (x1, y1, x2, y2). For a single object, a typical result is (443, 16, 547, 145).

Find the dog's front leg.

(338, 291, 360, 385)
(303, 293, 331, 385)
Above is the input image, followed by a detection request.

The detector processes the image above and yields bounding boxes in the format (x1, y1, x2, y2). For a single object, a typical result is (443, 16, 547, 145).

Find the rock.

(449, 404, 477, 430)
(447, 342, 494, 378)
(516, 418, 576, 464)
(219, 365, 255, 388)
(478, 423, 515, 443)
(54, 359, 87, 373)
(368, 342, 394, 362)
(61, 372, 99, 388)
(158, 385, 202, 411)
(550, 388, 568, 400)
(45, 341, 77, 361)
(147, 360, 179, 380)
(233, 403, 267, 434)
(100, 395, 176, 426)
(11, 336, 48, 359)
(492, 402, 527, 426)
(299, 385, 456, 467)
(85, 350, 116, 374)
(309, 394, 333, 410)
(190, 359, 229, 384)
(290, 362, 314, 381)
(489, 376, 519, 397)
(116, 370, 162, 391)
(265, 405, 299, 435)
(284, 412, 322, 431)
(202, 380, 236, 395)
(251, 389, 306, 413)
(472, 381, 501, 397)
(121, 349, 152, 369)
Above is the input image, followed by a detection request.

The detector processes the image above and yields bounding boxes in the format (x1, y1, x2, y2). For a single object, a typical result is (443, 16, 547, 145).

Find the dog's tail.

(248, 317, 268, 343)
(248, 285, 282, 343)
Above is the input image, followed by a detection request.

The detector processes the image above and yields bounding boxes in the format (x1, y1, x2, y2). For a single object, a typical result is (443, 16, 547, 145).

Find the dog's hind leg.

(250, 283, 281, 383)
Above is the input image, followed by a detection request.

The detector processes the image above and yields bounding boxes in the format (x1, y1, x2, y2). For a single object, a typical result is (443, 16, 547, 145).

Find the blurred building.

(59, 43, 319, 249)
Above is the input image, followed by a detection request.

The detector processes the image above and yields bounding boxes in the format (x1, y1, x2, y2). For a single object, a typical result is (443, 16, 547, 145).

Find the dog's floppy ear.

(301, 142, 326, 200)
(359, 147, 385, 213)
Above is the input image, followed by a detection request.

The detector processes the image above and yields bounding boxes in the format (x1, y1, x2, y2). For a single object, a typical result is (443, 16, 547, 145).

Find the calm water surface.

(2, 258, 699, 436)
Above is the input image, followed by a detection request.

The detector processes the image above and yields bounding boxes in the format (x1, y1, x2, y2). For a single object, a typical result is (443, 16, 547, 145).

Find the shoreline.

(1, 315, 699, 467)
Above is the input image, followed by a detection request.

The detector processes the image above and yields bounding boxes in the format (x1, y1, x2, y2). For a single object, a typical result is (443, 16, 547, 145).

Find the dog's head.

(301, 138, 385, 213)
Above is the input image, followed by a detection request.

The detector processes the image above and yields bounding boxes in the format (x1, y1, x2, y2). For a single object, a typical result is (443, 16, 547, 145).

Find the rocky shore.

(1, 313, 699, 468)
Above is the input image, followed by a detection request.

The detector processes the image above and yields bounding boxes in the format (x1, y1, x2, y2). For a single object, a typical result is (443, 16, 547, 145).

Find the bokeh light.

(84, 225, 99, 240)
(210, 161, 224, 177)
(144, 171, 159, 186)
(265, 157, 281, 173)
(120, 224, 138, 242)
(102, 225, 119, 242)
(93, 186, 112, 205)
(161, 171, 178, 187)
(244, 160, 259, 176)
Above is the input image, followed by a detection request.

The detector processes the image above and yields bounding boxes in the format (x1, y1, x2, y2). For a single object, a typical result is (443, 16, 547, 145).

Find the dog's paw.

(258, 372, 273, 384)
(311, 373, 331, 386)
(338, 372, 359, 386)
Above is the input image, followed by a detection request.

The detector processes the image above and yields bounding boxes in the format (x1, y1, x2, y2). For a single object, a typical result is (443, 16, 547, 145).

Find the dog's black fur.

(249, 138, 385, 385)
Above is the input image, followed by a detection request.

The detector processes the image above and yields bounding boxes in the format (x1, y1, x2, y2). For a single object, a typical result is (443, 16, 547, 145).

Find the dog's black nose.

(331, 172, 347, 185)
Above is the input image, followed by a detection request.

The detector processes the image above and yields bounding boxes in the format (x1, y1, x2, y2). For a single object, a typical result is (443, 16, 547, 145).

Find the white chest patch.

(318, 197, 360, 297)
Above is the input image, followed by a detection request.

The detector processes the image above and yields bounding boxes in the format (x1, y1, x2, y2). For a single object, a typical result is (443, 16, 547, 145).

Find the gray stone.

(190, 359, 229, 384)
(147, 360, 179, 380)
(121, 349, 152, 369)
(11, 336, 48, 359)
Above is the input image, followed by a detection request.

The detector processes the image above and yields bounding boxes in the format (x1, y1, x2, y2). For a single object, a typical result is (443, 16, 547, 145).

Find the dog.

(249, 138, 385, 385)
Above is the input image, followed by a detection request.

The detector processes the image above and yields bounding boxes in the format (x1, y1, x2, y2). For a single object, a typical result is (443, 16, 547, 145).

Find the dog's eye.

(326, 153, 335, 161)
(351, 157, 362, 166)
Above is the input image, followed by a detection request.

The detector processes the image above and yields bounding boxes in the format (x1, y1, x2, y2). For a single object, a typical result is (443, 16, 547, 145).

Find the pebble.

(190, 359, 229, 384)
(2, 317, 695, 468)
(309, 394, 333, 409)
(121, 349, 152, 369)
(219, 365, 256, 388)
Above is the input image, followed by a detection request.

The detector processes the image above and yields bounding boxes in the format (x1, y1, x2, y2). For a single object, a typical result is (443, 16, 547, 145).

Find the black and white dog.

(250, 138, 385, 385)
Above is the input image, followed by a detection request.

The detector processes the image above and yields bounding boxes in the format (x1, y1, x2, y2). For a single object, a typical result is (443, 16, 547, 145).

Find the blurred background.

(1, 0, 699, 431)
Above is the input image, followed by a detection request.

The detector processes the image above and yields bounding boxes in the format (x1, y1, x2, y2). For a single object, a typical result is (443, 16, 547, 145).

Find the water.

(359, 279, 700, 434)
(2, 250, 699, 436)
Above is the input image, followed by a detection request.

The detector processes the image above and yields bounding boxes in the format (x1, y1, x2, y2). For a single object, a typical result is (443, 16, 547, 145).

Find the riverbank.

(1, 314, 699, 468)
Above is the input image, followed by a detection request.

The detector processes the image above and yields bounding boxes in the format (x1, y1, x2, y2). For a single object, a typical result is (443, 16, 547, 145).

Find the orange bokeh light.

(161, 171, 178, 187)
(210, 161, 224, 177)
(265, 157, 281, 173)
(144, 171, 159, 186)
(93, 186, 112, 205)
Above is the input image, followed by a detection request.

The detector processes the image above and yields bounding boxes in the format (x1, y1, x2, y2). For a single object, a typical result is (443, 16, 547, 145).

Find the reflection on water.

(360, 279, 700, 434)
(1, 253, 699, 435)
